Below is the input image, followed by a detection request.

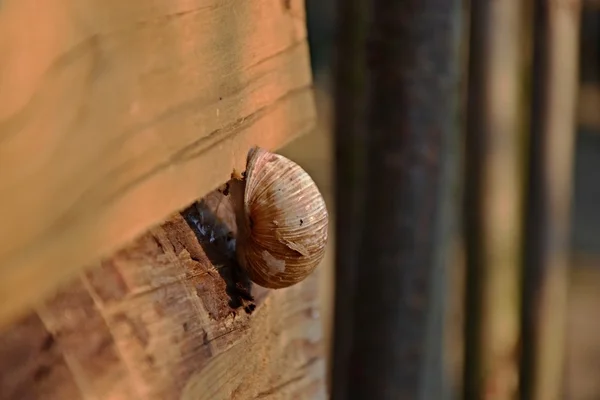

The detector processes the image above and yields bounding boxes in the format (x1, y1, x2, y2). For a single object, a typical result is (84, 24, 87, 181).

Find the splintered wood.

(0, 0, 316, 328)
(0, 191, 326, 400)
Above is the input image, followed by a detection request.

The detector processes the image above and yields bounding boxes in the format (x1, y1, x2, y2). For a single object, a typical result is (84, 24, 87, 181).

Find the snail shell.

(229, 147, 329, 289)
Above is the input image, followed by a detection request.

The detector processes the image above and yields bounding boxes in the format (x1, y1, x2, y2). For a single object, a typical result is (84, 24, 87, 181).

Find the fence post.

(519, 0, 581, 398)
(332, 0, 463, 398)
(462, 0, 530, 398)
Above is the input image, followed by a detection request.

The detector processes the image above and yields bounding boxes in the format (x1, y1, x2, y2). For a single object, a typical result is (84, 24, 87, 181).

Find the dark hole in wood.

(181, 201, 255, 312)
(220, 182, 230, 196)
(40, 333, 55, 352)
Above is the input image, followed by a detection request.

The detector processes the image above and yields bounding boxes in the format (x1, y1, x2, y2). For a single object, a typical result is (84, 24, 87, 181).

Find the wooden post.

(331, 0, 463, 398)
(519, 0, 581, 398)
(0, 1, 326, 398)
(462, 0, 530, 398)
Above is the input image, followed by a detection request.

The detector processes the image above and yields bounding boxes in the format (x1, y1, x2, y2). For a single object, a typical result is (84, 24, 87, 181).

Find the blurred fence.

(324, 0, 596, 399)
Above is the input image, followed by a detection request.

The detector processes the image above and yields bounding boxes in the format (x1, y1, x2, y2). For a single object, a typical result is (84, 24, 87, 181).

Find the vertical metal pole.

(519, 0, 581, 399)
(462, 0, 529, 398)
(331, 0, 463, 398)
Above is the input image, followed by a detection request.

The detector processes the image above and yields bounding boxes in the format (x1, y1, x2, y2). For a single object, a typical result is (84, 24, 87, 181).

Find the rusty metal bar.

(331, 0, 463, 398)
(462, 0, 530, 399)
(518, 0, 581, 399)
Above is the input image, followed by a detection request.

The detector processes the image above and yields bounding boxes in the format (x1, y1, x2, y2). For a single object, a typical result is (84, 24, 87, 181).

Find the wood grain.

(0, 0, 316, 328)
(0, 192, 326, 399)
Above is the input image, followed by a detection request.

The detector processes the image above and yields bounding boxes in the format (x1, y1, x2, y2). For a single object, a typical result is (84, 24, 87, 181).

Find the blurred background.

(278, 1, 600, 399)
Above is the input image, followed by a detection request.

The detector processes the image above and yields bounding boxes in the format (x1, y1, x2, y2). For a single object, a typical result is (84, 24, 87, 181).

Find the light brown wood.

(524, 1, 580, 398)
(0, 191, 327, 399)
(0, 0, 316, 328)
(462, 0, 528, 397)
(565, 255, 600, 400)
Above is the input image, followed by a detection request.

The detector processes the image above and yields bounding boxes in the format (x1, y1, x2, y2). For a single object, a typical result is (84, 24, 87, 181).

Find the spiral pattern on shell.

(231, 147, 329, 289)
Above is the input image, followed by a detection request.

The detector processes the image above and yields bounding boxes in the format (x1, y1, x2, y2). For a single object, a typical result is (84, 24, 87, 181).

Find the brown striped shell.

(229, 147, 329, 289)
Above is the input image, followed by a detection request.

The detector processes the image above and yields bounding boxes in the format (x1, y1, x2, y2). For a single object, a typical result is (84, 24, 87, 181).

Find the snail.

(228, 146, 329, 289)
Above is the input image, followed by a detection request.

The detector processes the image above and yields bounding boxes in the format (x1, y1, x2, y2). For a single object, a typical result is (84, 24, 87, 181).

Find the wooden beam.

(462, 0, 529, 398)
(0, 190, 327, 399)
(519, 0, 580, 398)
(0, 0, 316, 328)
